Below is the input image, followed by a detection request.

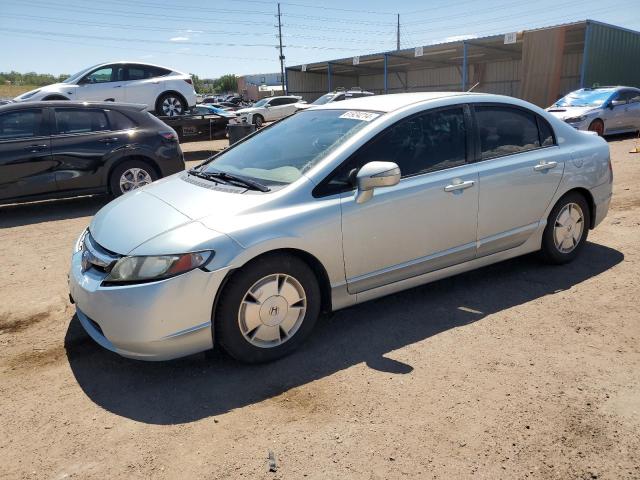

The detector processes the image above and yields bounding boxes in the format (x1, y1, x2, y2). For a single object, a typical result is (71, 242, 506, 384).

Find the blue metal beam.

(327, 62, 332, 92)
(384, 54, 388, 93)
(580, 21, 592, 88)
(461, 41, 468, 91)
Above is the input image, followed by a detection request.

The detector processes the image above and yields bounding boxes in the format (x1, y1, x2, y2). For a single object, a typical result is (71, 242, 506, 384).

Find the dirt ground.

(1, 135, 639, 480)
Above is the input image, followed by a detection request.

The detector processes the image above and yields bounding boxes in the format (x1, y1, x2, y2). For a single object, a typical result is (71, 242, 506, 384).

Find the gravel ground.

(0, 135, 639, 479)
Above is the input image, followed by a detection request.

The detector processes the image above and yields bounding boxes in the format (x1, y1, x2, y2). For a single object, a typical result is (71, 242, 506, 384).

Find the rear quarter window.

(108, 110, 137, 130)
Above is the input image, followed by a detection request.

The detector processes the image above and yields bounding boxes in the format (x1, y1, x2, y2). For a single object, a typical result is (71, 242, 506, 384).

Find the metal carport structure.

(286, 20, 640, 107)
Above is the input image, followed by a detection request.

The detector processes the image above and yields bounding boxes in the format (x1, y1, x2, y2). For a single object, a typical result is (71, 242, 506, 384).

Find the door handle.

(533, 161, 558, 172)
(444, 180, 475, 192)
(24, 144, 48, 152)
(99, 137, 119, 143)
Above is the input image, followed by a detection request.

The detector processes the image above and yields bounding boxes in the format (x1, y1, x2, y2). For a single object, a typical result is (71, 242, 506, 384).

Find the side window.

(321, 107, 467, 194)
(0, 109, 45, 140)
(538, 117, 555, 147)
(619, 91, 639, 103)
(284, 98, 299, 105)
(475, 106, 541, 159)
(127, 66, 148, 80)
(269, 98, 284, 106)
(107, 110, 136, 130)
(334, 94, 346, 102)
(54, 108, 110, 134)
(83, 67, 113, 84)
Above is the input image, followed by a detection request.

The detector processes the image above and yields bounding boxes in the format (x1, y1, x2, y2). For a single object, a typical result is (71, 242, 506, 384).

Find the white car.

(14, 62, 196, 116)
(236, 95, 303, 127)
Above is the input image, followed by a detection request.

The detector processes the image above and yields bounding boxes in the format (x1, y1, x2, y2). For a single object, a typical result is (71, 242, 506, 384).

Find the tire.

(253, 114, 264, 128)
(588, 119, 604, 136)
(109, 159, 158, 197)
(156, 92, 186, 117)
(215, 253, 321, 363)
(540, 192, 590, 264)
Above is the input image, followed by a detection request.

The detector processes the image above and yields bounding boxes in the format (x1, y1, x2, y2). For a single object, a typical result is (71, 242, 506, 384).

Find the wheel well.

(107, 155, 160, 193)
(156, 90, 188, 110)
(222, 248, 333, 314)
(561, 187, 596, 229)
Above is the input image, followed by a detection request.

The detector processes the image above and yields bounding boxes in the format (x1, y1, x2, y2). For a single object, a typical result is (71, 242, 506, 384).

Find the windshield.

(201, 109, 379, 186)
(553, 89, 615, 107)
(253, 98, 269, 107)
(312, 93, 336, 105)
(63, 64, 100, 84)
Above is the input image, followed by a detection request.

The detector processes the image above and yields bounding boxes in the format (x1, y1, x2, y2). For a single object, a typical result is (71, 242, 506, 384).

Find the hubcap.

(553, 202, 584, 253)
(238, 274, 307, 348)
(162, 96, 183, 116)
(119, 168, 152, 193)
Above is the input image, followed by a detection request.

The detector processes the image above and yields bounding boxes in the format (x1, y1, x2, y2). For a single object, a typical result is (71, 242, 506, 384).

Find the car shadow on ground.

(0, 195, 108, 229)
(64, 242, 623, 425)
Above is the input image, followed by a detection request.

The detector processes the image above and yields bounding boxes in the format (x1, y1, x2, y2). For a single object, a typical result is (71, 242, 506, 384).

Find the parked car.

(158, 105, 238, 142)
(69, 92, 612, 363)
(236, 95, 303, 127)
(546, 86, 640, 136)
(0, 101, 184, 204)
(296, 87, 374, 110)
(13, 62, 197, 117)
(201, 100, 242, 111)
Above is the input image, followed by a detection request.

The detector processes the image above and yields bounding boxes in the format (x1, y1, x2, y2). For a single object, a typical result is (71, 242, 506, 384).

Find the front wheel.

(253, 114, 264, 128)
(215, 254, 321, 363)
(109, 160, 158, 197)
(540, 192, 590, 264)
(588, 119, 604, 136)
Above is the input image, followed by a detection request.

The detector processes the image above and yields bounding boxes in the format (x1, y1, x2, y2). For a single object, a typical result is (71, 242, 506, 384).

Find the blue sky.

(2, 0, 640, 79)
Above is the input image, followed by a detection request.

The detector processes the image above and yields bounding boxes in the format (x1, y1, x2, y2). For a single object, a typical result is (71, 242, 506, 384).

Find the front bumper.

(69, 251, 229, 361)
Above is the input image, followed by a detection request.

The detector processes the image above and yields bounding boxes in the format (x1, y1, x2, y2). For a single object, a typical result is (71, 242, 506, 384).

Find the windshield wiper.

(192, 169, 270, 192)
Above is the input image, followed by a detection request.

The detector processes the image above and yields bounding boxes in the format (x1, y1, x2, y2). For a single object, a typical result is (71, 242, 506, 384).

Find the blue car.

(547, 86, 640, 136)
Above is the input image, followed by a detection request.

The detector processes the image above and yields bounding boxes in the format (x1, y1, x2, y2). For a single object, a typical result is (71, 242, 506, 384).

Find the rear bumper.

(591, 181, 612, 228)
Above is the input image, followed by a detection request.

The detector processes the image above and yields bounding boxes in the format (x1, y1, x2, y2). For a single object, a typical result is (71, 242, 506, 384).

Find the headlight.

(18, 89, 41, 100)
(74, 228, 89, 253)
(103, 251, 213, 285)
(564, 115, 586, 123)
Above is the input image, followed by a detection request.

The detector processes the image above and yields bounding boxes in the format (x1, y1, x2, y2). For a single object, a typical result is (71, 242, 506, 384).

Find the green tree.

(213, 74, 238, 93)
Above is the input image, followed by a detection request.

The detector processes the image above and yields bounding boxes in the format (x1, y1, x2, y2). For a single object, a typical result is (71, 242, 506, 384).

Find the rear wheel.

(215, 254, 321, 363)
(109, 159, 158, 197)
(588, 119, 604, 136)
(156, 93, 186, 117)
(540, 192, 590, 264)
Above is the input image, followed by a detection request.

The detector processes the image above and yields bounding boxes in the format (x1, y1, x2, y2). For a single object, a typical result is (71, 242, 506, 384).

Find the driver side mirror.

(610, 99, 625, 108)
(354, 161, 401, 204)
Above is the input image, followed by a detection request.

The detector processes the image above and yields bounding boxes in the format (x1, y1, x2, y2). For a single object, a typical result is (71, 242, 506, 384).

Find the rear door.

(0, 107, 55, 201)
(617, 90, 640, 131)
(123, 64, 167, 106)
(473, 104, 566, 257)
(50, 107, 126, 192)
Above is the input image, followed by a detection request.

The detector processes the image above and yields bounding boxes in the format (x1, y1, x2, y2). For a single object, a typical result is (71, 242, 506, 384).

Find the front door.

(473, 105, 565, 257)
(338, 106, 479, 294)
(76, 65, 127, 103)
(0, 107, 56, 201)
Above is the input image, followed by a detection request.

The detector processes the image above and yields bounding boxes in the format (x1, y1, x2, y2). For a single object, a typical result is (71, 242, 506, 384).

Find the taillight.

(160, 131, 178, 142)
(184, 78, 193, 85)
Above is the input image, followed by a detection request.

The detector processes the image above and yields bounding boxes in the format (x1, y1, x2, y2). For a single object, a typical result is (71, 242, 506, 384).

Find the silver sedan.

(547, 86, 640, 136)
(69, 92, 613, 362)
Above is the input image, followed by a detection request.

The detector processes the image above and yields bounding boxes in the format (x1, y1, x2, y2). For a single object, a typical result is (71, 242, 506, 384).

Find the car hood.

(15, 83, 77, 100)
(546, 105, 598, 120)
(89, 173, 288, 254)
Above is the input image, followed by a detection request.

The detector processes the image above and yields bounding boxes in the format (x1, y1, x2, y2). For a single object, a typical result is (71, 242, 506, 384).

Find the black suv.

(0, 101, 184, 204)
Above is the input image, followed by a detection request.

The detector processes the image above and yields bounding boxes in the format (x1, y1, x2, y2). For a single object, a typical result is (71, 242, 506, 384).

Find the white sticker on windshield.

(339, 111, 380, 122)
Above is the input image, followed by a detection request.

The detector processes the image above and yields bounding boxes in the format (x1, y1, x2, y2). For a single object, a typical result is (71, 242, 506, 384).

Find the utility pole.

(277, 3, 286, 93)
(396, 13, 400, 50)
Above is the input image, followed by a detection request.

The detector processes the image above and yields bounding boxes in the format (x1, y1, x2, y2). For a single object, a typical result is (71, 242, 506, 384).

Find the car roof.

(0, 101, 148, 112)
(309, 91, 482, 113)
